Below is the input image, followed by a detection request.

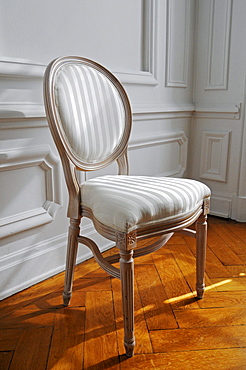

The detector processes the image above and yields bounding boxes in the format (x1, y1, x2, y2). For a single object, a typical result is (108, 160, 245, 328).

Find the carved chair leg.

(63, 218, 81, 306)
(196, 213, 207, 299)
(120, 249, 135, 357)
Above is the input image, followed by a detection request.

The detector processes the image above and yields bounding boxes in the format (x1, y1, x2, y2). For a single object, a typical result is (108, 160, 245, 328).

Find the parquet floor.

(1, 216, 246, 369)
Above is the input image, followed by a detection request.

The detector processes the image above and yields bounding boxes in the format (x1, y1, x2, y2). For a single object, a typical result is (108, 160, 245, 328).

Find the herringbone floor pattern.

(1, 216, 246, 369)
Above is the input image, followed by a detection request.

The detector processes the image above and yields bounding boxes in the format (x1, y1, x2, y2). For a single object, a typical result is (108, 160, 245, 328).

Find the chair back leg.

(63, 218, 81, 306)
(196, 213, 208, 299)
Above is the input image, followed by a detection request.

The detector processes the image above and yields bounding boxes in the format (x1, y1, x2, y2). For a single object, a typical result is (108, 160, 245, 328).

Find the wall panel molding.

(166, 0, 191, 87)
(0, 58, 45, 78)
(0, 145, 62, 238)
(133, 103, 195, 121)
(0, 3, 160, 126)
(115, 0, 158, 85)
(0, 59, 46, 122)
(115, 70, 157, 86)
(206, 0, 232, 90)
(0, 1, 160, 124)
(129, 131, 188, 177)
(0, 104, 46, 123)
(238, 77, 246, 197)
(199, 130, 231, 182)
(194, 103, 241, 120)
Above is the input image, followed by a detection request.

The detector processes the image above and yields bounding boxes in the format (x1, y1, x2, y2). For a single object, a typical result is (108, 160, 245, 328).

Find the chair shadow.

(84, 355, 128, 370)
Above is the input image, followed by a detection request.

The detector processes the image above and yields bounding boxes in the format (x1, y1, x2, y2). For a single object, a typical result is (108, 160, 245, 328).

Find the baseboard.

(209, 192, 246, 222)
(0, 226, 113, 301)
(231, 195, 246, 222)
(209, 192, 232, 219)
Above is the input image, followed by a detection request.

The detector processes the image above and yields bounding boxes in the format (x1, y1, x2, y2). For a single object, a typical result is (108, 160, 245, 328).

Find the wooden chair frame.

(44, 56, 210, 357)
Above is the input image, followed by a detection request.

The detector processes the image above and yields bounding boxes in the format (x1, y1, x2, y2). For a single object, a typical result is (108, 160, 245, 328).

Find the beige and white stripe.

(81, 175, 211, 233)
(54, 63, 126, 163)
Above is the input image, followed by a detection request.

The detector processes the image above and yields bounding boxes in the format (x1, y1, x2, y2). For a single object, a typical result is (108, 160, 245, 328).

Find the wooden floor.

(1, 216, 246, 369)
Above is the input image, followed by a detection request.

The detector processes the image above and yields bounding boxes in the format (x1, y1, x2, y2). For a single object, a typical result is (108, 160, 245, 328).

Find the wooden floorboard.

(1, 216, 246, 369)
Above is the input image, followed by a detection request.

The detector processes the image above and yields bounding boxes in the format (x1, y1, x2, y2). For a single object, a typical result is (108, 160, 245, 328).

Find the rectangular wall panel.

(0, 145, 62, 238)
(200, 131, 230, 182)
(166, 0, 191, 87)
(206, 0, 232, 90)
(129, 131, 187, 177)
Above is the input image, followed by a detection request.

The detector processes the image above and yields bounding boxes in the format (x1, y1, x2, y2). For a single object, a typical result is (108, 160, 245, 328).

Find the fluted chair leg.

(196, 213, 208, 299)
(63, 218, 81, 306)
(120, 249, 135, 357)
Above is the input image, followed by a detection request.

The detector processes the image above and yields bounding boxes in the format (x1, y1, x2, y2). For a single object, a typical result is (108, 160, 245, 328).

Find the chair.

(43, 56, 210, 357)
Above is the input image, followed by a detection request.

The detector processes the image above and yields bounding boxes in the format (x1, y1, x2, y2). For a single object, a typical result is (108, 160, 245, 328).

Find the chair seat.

(81, 175, 211, 233)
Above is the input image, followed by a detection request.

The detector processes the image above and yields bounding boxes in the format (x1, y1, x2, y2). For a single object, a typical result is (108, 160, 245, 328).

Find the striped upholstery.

(54, 63, 126, 163)
(81, 175, 211, 233)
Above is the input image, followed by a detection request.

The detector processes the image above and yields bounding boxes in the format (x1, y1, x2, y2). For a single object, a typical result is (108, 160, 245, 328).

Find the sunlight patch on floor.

(163, 279, 232, 304)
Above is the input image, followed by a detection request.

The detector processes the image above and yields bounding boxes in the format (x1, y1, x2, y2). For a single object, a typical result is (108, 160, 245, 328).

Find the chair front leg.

(196, 212, 207, 299)
(119, 249, 135, 357)
(63, 217, 81, 306)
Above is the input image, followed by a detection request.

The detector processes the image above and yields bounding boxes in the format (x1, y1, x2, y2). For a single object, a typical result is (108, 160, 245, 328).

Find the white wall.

(2, 0, 246, 301)
(190, 0, 246, 221)
(0, 0, 196, 299)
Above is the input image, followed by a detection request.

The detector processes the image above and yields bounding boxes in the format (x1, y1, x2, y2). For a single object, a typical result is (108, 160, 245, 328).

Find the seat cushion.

(55, 63, 126, 164)
(81, 175, 210, 233)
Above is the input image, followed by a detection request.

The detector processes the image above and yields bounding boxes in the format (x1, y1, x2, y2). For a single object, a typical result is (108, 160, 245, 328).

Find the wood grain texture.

(197, 291, 246, 308)
(174, 306, 246, 327)
(152, 253, 200, 310)
(0, 307, 55, 329)
(208, 244, 245, 265)
(120, 349, 246, 369)
(0, 329, 24, 351)
(0, 273, 64, 319)
(47, 308, 85, 370)
(1, 216, 246, 369)
(185, 236, 232, 278)
(10, 327, 52, 370)
(209, 223, 246, 255)
(150, 325, 246, 352)
(0, 352, 13, 370)
(210, 277, 246, 291)
(84, 291, 119, 369)
(134, 264, 178, 330)
(169, 243, 215, 292)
